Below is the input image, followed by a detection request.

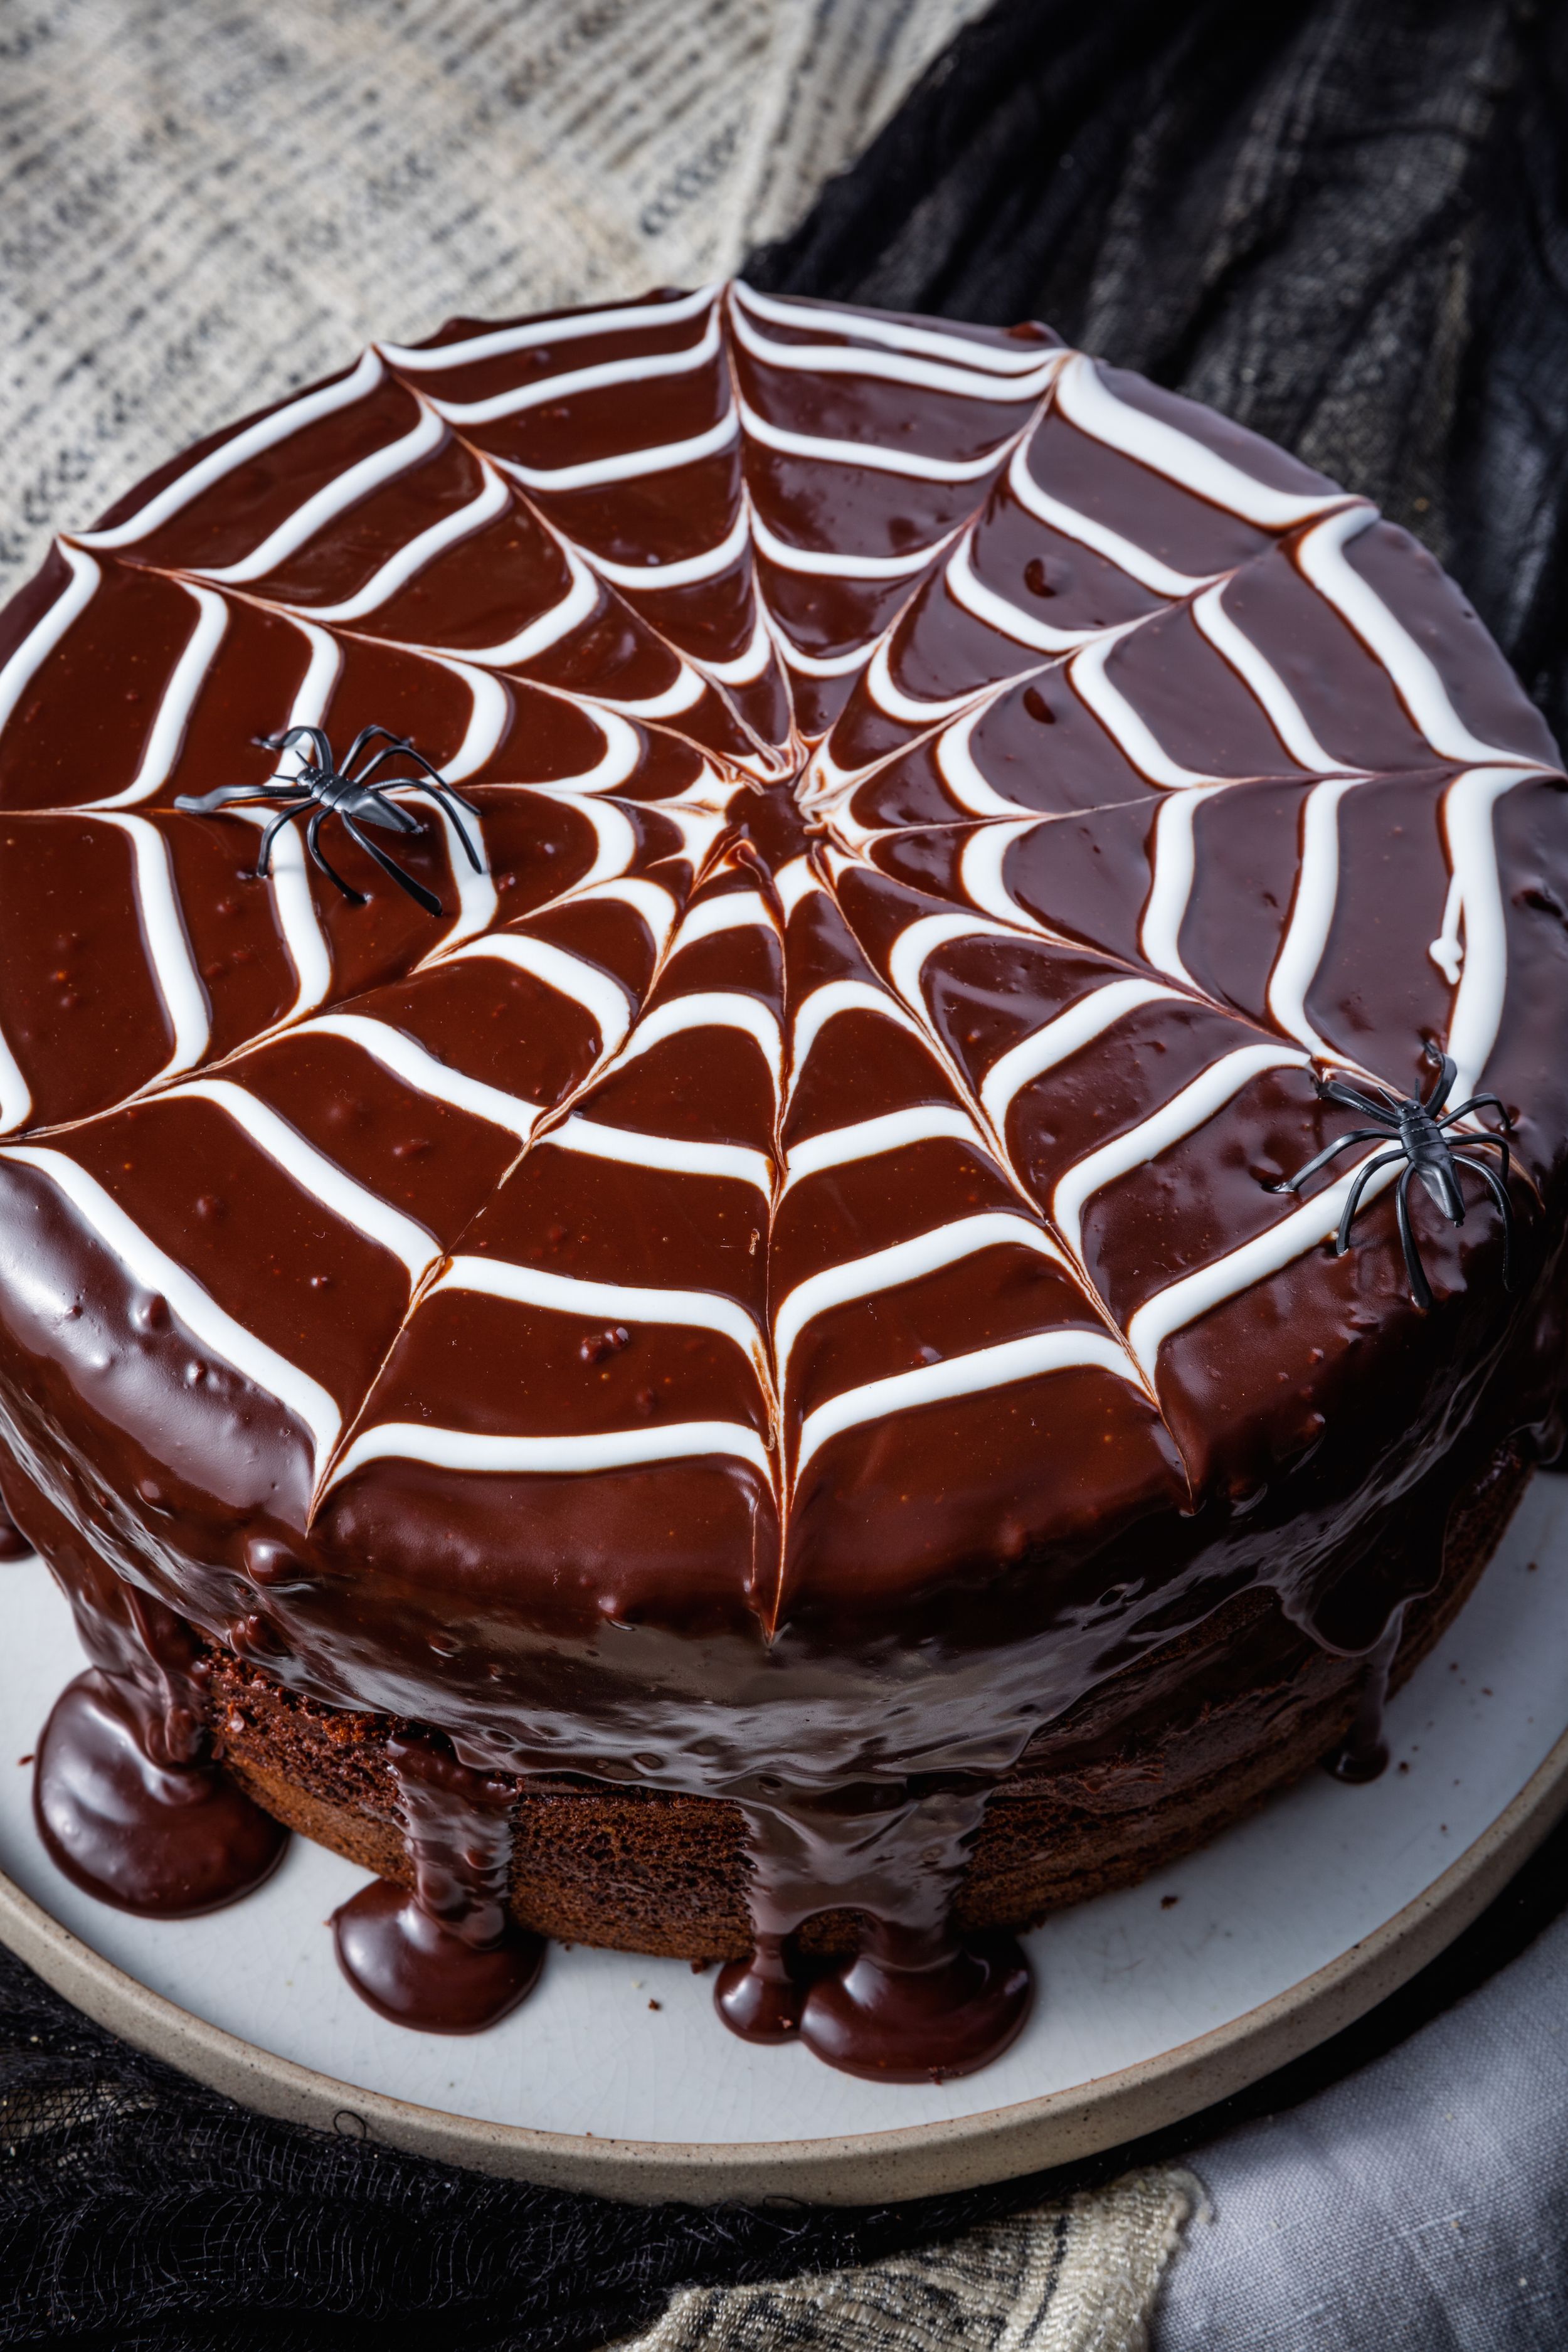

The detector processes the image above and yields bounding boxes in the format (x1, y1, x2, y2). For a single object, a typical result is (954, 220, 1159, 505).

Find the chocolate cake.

(0, 282, 1564, 2081)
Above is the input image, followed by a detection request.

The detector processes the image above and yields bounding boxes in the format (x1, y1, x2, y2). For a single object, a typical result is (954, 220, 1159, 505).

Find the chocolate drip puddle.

(35, 1670, 285, 1916)
(714, 1779, 1032, 2076)
(332, 1732, 543, 2032)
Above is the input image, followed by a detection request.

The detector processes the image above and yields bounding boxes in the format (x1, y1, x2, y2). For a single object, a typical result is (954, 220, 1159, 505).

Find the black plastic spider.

(1275, 1045, 1515, 1311)
(176, 724, 485, 918)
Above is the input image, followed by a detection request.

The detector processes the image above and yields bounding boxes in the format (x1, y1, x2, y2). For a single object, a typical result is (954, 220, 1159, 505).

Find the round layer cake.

(0, 282, 1565, 2077)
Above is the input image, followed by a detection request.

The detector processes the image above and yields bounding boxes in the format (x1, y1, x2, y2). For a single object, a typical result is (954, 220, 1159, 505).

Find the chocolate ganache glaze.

(1, 283, 1566, 2076)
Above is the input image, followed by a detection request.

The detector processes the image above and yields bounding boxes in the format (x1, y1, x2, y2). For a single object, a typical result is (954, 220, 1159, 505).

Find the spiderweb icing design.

(0, 279, 1559, 1619)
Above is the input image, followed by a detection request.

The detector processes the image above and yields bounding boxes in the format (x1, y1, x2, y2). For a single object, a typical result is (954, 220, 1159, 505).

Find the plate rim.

(3, 1714, 1565, 2205)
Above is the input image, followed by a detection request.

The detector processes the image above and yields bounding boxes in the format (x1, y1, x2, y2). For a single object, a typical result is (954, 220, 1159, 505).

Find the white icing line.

(1267, 776, 1361, 1056)
(590, 666, 707, 720)
(1429, 872, 1465, 987)
(1052, 354, 1343, 529)
(568, 876, 679, 957)
(750, 507, 950, 580)
(1191, 580, 1341, 772)
(381, 284, 721, 371)
(544, 797, 637, 895)
(1295, 505, 1521, 766)
(733, 283, 1056, 375)
(1441, 766, 1534, 1101)
(980, 978, 1183, 1133)
(167, 1078, 439, 1281)
(93, 813, 209, 1081)
(195, 405, 446, 586)
(792, 1327, 1138, 1485)
(789, 978, 928, 1094)
(439, 540, 599, 667)
(1054, 1044, 1310, 1261)
(782, 1103, 987, 1193)
(0, 543, 99, 740)
(400, 788, 497, 951)
(1069, 631, 1217, 788)
(946, 529, 1103, 652)
(616, 992, 783, 1091)
(775, 856, 822, 918)
(1140, 785, 1226, 983)
(887, 911, 1013, 1016)
(300, 466, 512, 621)
(958, 820, 1050, 932)
(773, 633, 876, 677)
(431, 657, 512, 783)
(730, 297, 1057, 401)
(228, 617, 344, 1020)
(436, 1254, 766, 1373)
(776, 1212, 1062, 1392)
(328, 1414, 772, 1488)
(234, 809, 332, 1020)
(670, 893, 775, 950)
(495, 408, 739, 494)
(78, 351, 385, 551)
(294, 1014, 539, 1141)
(738, 394, 1009, 482)
(445, 933, 632, 1056)
(432, 306, 722, 425)
(699, 610, 773, 687)
(1126, 1156, 1398, 1380)
(1, 1144, 341, 1476)
(866, 636, 992, 727)
(85, 586, 228, 809)
(487, 697, 641, 797)
(1004, 438, 1212, 598)
(935, 699, 1033, 817)
(0, 1015, 29, 1135)
(543, 1115, 773, 1195)
(584, 507, 749, 591)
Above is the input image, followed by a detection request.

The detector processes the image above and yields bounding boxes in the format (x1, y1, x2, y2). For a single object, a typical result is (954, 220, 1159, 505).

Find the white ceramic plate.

(3, 1476, 1567, 2203)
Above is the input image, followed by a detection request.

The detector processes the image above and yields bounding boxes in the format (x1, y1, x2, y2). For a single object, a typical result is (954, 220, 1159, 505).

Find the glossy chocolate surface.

(2, 284, 1566, 2070)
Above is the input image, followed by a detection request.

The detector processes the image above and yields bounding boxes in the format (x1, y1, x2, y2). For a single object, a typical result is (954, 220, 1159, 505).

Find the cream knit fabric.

(0, 0, 982, 588)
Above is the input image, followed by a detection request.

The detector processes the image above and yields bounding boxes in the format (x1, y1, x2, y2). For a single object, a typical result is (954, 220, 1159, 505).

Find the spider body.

(1277, 1046, 1515, 1311)
(175, 724, 485, 918)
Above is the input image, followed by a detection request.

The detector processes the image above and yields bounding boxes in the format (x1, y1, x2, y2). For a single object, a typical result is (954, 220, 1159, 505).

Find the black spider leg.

(1452, 1149, 1517, 1290)
(1443, 1123, 1512, 1190)
(259, 724, 333, 766)
(1316, 1076, 1402, 1121)
(336, 723, 410, 777)
(174, 775, 295, 815)
(1272, 1127, 1391, 1195)
(352, 740, 488, 872)
(1394, 1165, 1436, 1312)
(1438, 1091, 1512, 1131)
(253, 800, 310, 879)
(1335, 1141, 1408, 1259)
(336, 814, 444, 918)
(1417, 1042, 1457, 1116)
(303, 807, 368, 908)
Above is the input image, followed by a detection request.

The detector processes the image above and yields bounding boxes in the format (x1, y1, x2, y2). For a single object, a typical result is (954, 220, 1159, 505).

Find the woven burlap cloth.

(0, 0, 987, 588)
(612, 2170, 1202, 2352)
(0, 3, 1200, 2341)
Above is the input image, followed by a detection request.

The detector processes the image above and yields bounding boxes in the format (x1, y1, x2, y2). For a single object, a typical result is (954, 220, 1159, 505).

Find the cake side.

(73, 1435, 1534, 1960)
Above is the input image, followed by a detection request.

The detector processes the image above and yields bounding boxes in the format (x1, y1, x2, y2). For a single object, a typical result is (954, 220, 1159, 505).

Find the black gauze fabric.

(749, 0, 1568, 748)
(6, 0, 1568, 2344)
